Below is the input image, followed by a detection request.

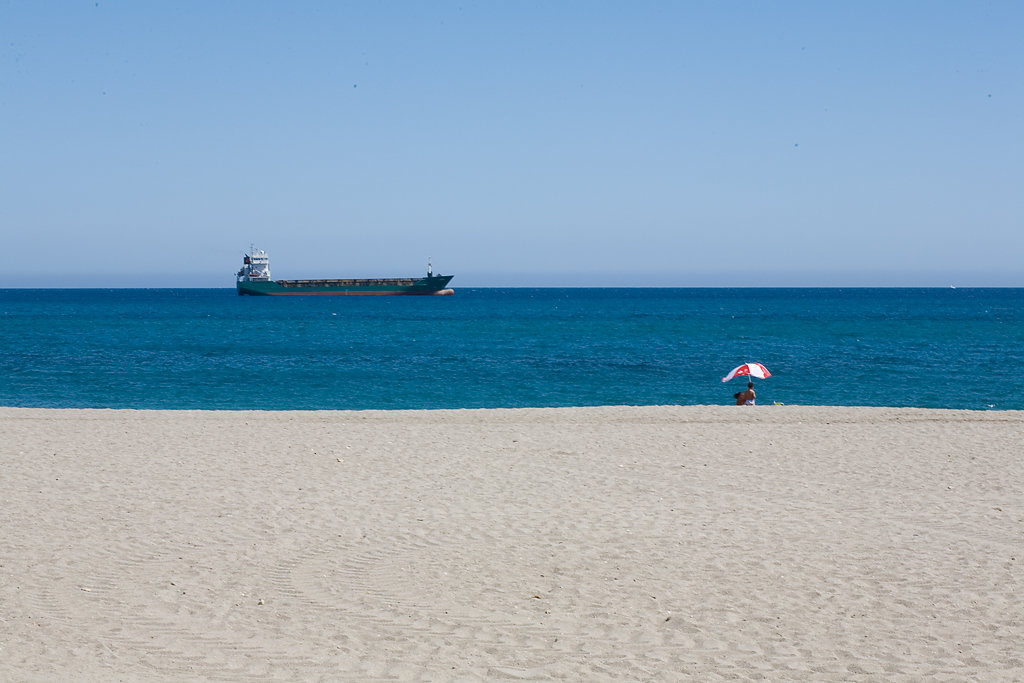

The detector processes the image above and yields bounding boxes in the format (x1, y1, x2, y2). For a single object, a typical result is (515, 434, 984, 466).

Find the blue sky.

(2, 1, 1021, 286)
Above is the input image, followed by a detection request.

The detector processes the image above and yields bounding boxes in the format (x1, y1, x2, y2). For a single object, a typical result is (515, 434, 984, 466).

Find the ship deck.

(276, 278, 420, 287)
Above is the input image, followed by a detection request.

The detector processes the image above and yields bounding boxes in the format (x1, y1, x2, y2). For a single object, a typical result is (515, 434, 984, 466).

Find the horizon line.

(3, 284, 1023, 290)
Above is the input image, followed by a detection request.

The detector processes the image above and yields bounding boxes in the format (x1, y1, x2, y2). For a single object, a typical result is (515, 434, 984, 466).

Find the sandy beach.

(1, 405, 1022, 680)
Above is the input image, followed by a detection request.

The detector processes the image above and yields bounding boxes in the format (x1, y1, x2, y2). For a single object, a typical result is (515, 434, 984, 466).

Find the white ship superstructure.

(237, 247, 271, 282)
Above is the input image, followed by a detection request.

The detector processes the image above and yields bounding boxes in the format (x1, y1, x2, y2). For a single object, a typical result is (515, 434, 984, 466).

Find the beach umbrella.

(721, 362, 771, 383)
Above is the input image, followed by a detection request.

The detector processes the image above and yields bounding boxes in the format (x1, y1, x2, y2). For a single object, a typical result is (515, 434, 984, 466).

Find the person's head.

(747, 382, 754, 390)
(734, 392, 742, 399)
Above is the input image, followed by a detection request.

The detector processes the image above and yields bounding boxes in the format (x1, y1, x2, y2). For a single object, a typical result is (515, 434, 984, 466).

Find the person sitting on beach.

(743, 382, 756, 405)
(734, 391, 745, 406)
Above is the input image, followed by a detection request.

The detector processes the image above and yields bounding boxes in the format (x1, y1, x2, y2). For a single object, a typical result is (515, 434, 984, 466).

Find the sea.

(1, 288, 1022, 411)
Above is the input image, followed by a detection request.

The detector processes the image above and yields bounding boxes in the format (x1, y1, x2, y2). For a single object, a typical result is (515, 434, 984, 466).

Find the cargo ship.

(236, 248, 454, 296)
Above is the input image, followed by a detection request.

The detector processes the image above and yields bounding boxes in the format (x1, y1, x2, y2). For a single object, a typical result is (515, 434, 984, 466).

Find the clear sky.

(2, 1, 1021, 287)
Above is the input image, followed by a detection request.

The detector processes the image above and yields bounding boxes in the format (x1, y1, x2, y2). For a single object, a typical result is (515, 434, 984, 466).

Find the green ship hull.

(237, 275, 454, 296)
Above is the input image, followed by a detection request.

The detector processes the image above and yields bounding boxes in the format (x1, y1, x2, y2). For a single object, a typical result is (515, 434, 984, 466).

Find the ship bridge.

(237, 247, 271, 281)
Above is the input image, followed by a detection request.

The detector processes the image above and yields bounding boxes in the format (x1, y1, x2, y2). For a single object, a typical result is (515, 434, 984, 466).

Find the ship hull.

(237, 275, 454, 296)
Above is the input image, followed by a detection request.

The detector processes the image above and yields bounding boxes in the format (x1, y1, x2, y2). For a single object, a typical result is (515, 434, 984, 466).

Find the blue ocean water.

(1, 288, 1022, 411)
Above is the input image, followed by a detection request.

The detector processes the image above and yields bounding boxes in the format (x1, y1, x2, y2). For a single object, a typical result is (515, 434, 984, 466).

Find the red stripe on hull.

(254, 289, 454, 296)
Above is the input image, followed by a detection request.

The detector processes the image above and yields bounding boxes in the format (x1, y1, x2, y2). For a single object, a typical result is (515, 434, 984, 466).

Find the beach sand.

(1, 405, 1022, 680)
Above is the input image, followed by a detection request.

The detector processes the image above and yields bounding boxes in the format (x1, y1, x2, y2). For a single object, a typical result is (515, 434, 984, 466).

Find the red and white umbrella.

(721, 362, 772, 382)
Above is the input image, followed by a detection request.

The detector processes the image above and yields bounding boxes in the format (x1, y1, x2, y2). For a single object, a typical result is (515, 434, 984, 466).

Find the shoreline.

(3, 405, 1022, 679)
(3, 403, 1022, 413)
